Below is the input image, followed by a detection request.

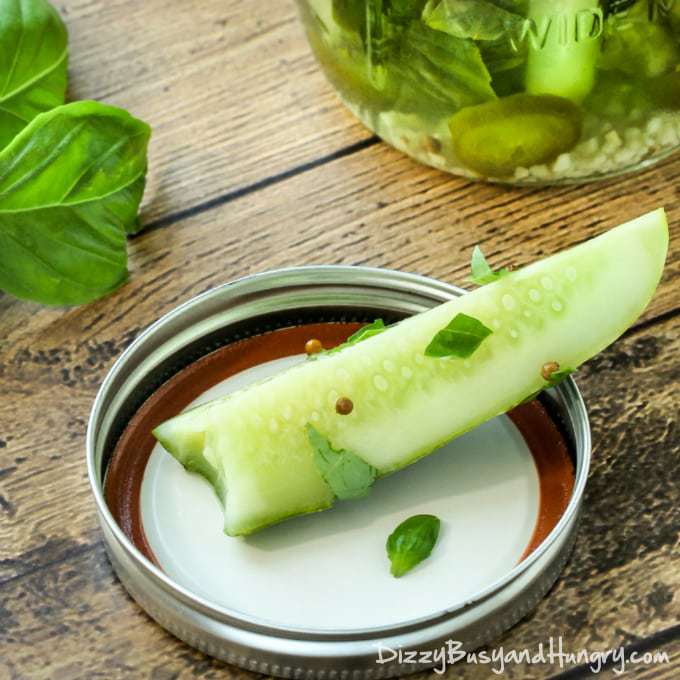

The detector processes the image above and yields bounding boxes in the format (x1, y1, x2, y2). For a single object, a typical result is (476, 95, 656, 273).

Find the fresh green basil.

(425, 312, 493, 358)
(307, 424, 377, 500)
(0, 0, 68, 150)
(345, 318, 387, 344)
(422, 0, 524, 42)
(545, 367, 575, 387)
(467, 245, 511, 285)
(386, 514, 441, 577)
(391, 22, 496, 116)
(309, 319, 387, 360)
(0, 101, 151, 305)
(520, 366, 576, 404)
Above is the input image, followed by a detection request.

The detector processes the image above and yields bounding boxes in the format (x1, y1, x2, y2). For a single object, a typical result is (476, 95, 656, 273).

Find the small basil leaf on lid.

(307, 424, 377, 500)
(467, 245, 511, 286)
(386, 514, 441, 578)
(425, 312, 493, 358)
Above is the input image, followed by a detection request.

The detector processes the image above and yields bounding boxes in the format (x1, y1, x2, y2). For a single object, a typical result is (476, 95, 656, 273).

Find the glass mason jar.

(297, 0, 680, 184)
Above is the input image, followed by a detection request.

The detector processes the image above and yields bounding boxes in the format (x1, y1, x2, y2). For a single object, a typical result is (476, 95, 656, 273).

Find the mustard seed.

(541, 361, 560, 381)
(305, 338, 323, 355)
(335, 397, 354, 415)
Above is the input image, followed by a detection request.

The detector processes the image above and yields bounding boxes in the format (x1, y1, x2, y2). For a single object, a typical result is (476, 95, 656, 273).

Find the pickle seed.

(305, 338, 323, 355)
(335, 397, 354, 416)
(541, 361, 560, 381)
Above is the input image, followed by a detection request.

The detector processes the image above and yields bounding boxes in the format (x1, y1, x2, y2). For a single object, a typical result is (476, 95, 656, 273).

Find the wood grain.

(0, 543, 678, 680)
(1, 315, 678, 678)
(55, 0, 369, 224)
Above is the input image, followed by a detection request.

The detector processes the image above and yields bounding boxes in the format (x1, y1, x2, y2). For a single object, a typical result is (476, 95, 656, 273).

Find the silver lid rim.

(87, 265, 591, 641)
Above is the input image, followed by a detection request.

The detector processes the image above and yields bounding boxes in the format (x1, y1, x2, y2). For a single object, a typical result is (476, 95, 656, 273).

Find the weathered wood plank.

(0, 506, 677, 678)
(1, 139, 678, 354)
(54, 0, 369, 223)
(555, 632, 680, 680)
(1, 316, 677, 678)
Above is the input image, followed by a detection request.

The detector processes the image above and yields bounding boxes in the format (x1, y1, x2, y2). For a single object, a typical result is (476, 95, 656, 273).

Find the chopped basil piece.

(545, 367, 575, 388)
(520, 366, 576, 404)
(386, 514, 441, 578)
(344, 318, 387, 345)
(309, 319, 387, 360)
(467, 245, 512, 285)
(425, 312, 493, 358)
(307, 424, 377, 500)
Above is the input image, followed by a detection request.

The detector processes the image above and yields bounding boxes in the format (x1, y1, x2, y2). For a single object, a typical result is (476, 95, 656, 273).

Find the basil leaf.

(0, 101, 151, 305)
(467, 245, 511, 285)
(425, 312, 493, 358)
(545, 367, 575, 388)
(307, 424, 377, 500)
(390, 22, 496, 117)
(520, 367, 576, 404)
(388, 0, 428, 23)
(339, 318, 386, 347)
(310, 319, 387, 360)
(386, 514, 441, 577)
(423, 0, 525, 42)
(0, 0, 68, 149)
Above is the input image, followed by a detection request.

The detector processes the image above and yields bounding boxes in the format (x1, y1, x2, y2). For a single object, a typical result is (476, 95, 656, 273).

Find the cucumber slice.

(448, 93, 582, 177)
(154, 210, 668, 536)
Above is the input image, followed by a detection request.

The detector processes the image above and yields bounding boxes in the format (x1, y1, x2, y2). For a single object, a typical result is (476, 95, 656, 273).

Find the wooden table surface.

(1, 1, 679, 678)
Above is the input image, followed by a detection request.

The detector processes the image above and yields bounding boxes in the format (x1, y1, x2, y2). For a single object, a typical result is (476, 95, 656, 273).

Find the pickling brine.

(297, 0, 680, 183)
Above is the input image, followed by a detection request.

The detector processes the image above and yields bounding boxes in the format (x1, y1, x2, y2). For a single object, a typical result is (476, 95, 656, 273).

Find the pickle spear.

(155, 210, 668, 536)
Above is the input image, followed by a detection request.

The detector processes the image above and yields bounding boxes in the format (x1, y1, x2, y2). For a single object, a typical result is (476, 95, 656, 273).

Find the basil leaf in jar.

(422, 0, 525, 42)
(386, 514, 441, 577)
(392, 22, 496, 116)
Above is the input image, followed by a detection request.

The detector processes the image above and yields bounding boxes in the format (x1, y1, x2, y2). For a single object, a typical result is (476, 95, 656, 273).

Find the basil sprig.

(307, 424, 377, 500)
(425, 312, 493, 358)
(386, 514, 441, 578)
(0, 0, 151, 306)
